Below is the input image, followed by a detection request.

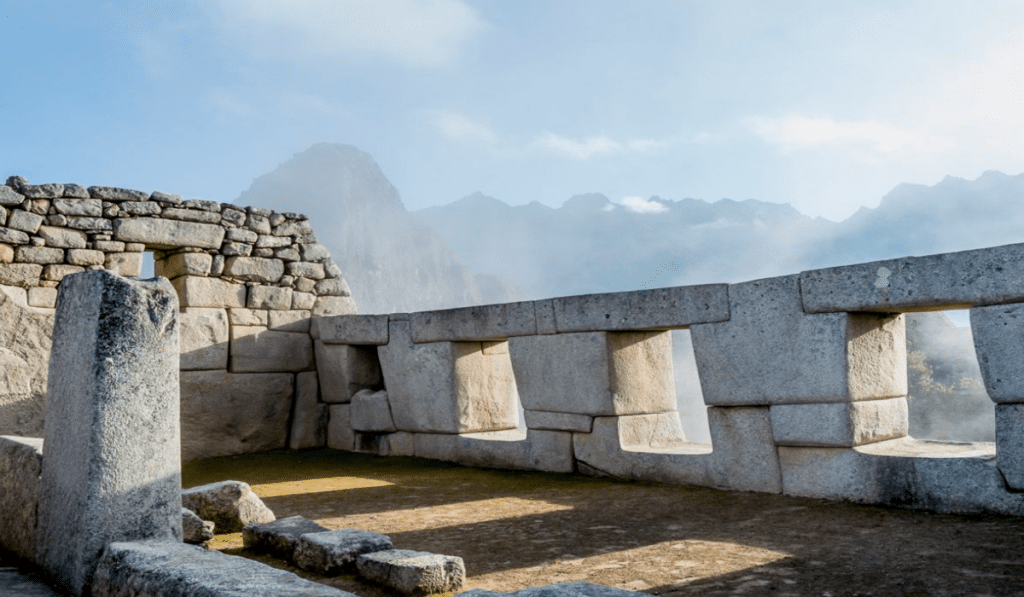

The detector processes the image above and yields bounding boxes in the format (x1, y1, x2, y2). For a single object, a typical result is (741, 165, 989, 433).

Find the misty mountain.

(234, 143, 521, 313)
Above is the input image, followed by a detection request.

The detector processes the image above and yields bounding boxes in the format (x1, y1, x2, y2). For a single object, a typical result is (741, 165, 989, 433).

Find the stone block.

(315, 314, 390, 344)
(0, 228, 28, 247)
(226, 227, 258, 243)
(287, 261, 325, 279)
(274, 219, 313, 237)
(706, 406, 783, 493)
(36, 225, 86, 248)
(509, 331, 676, 416)
(230, 326, 313, 372)
(180, 371, 294, 460)
(552, 284, 730, 332)
(379, 320, 519, 434)
(93, 240, 125, 252)
(356, 549, 464, 595)
(0, 186, 24, 205)
(179, 307, 229, 370)
(248, 284, 293, 310)
(289, 371, 327, 449)
(229, 307, 268, 326)
(414, 428, 575, 473)
(0, 243, 11, 263)
(52, 198, 101, 216)
(996, 403, 1024, 490)
(315, 277, 351, 297)
(27, 286, 57, 308)
(67, 216, 112, 231)
(971, 302, 1024, 402)
(314, 342, 383, 402)
(0, 287, 54, 437)
(171, 275, 247, 308)
(35, 270, 181, 596)
(301, 242, 331, 262)
(182, 507, 215, 546)
(243, 515, 329, 560)
(41, 263, 82, 282)
(225, 256, 284, 283)
(778, 440, 920, 504)
(812, 242, 1024, 313)
(459, 582, 647, 597)
(113, 217, 225, 249)
(0, 435, 43, 562)
(293, 291, 315, 310)
(122, 200, 162, 216)
(910, 445, 1024, 515)
(65, 248, 104, 266)
(256, 234, 291, 248)
(163, 207, 221, 223)
(379, 431, 416, 457)
(350, 389, 396, 432)
(691, 275, 907, 406)
(157, 252, 213, 278)
(313, 295, 357, 316)
(15, 246, 63, 264)
(105, 252, 143, 277)
(523, 410, 593, 432)
(770, 398, 909, 447)
(269, 309, 311, 332)
(182, 480, 276, 533)
(93, 541, 358, 597)
(7, 210, 43, 233)
(411, 301, 537, 342)
(327, 404, 355, 451)
(88, 186, 149, 201)
(295, 529, 394, 575)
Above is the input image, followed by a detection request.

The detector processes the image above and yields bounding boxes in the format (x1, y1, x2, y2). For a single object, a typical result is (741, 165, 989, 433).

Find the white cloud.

(429, 111, 498, 145)
(750, 115, 921, 153)
(535, 132, 665, 160)
(210, 0, 485, 67)
(621, 196, 668, 214)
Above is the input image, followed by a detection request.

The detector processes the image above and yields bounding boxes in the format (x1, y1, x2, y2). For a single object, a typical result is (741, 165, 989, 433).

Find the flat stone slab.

(182, 480, 276, 534)
(93, 541, 357, 597)
(294, 529, 394, 575)
(458, 582, 646, 596)
(314, 314, 390, 344)
(357, 549, 465, 595)
(112, 217, 225, 249)
(243, 515, 329, 560)
(410, 301, 537, 342)
(551, 284, 730, 332)
(800, 242, 1024, 313)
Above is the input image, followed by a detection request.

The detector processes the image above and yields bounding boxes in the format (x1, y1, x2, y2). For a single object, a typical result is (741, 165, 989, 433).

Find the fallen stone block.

(458, 581, 647, 596)
(0, 435, 43, 562)
(182, 508, 214, 547)
(243, 515, 329, 560)
(357, 549, 465, 595)
(93, 541, 358, 597)
(182, 480, 275, 533)
(294, 529, 394, 575)
(551, 284, 730, 332)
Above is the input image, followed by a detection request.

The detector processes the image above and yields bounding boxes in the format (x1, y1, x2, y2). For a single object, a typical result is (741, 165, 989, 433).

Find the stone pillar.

(35, 270, 182, 596)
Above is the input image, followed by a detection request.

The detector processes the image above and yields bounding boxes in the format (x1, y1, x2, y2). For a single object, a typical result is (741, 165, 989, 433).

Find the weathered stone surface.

(327, 404, 355, 451)
(62, 184, 89, 198)
(524, 410, 594, 432)
(414, 428, 574, 473)
(0, 435, 43, 562)
(229, 307, 268, 326)
(295, 529, 394, 575)
(315, 277, 351, 297)
(0, 243, 11, 263)
(301, 243, 331, 262)
(350, 389, 396, 432)
(67, 216, 113, 231)
(509, 331, 676, 416)
(379, 320, 519, 434)
(691, 275, 907, 406)
(552, 284, 730, 332)
(315, 314, 390, 344)
(226, 227, 258, 243)
(273, 219, 314, 237)
(243, 515, 328, 560)
(179, 307, 229, 370)
(41, 264, 83, 282)
(7, 210, 44, 234)
(289, 372, 327, 449)
(15, 246, 63, 264)
(105, 252, 144, 277)
(459, 582, 647, 597)
(182, 480, 275, 533)
(411, 301, 537, 342)
(65, 248, 104, 266)
(224, 256, 284, 283)
(27, 286, 57, 308)
(87, 186, 149, 201)
(248, 284, 292, 310)
(93, 240, 125, 252)
(313, 295, 358, 316)
(287, 261, 325, 279)
(182, 508, 215, 546)
(0, 226, 29, 245)
(256, 234, 292, 248)
(52, 198, 101, 216)
(113, 217, 225, 249)
(0, 264, 43, 288)
(996, 404, 1024, 490)
(180, 371, 294, 460)
(171, 275, 247, 308)
(230, 326, 313, 372)
(269, 309, 311, 332)
(36, 225, 86, 248)
(379, 431, 416, 457)
(93, 541, 357, 597)
(770, 398, 909, 447)
(36, 270, 181, 596)
(706, 406, 783, 493)
(163, 207, 221, 224)
(357, 549, 464, 595)
(801, 242, 1024, 312)
(970, 302, 1024, 403)
(156, 252, 212, 279)
(0, 186, 24, 206)
(293, 291, 316, 310)
(314, 342, 383, 403)
(121, 200, 161, 216)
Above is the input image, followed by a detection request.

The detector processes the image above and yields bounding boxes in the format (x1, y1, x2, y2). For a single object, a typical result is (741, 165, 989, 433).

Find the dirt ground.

(182, 449, 1024, 597)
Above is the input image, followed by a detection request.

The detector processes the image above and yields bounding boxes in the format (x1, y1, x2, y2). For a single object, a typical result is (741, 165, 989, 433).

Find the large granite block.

(551, 284, 730, 332)
(0, 286, 54, 437)
(800, 242, 1024, 313)
(178, 307, 229, 370)
(971, 302, 1024, 402)
(706, 406, 782, 493)
(378, 320, 518, 434)
(410, 301, 537, 342)
(523, 410, 594, 432)
(770, 397, 909, 447)
(356, 549, 465, 595)
(230, 326, 313, 372)
(350, 389, 396, 432)
(289, 371, 327, 449)
(180, 370, 294, 460)
(181, 480, 275, 533)
(314, 341, 383, 403)
(509, 331, 676, 416)
(0, 435, 43, 562)
(327, 404, 355, 451)
(996, 403, 1024, 490)
(113, 217, 225, 249)
(36, 270, 182, 596)
(691, 275, 907, 406)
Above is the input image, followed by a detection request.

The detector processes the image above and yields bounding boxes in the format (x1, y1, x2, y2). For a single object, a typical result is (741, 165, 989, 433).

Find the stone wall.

(0, 176, 355, 458)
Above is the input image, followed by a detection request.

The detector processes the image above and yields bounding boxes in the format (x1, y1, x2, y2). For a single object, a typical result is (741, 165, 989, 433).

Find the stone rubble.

(181, 480, 276, 534)
(356, 549, 465, 595)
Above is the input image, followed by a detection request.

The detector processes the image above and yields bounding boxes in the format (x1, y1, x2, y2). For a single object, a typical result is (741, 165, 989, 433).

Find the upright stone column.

(35, 270, 182, 597)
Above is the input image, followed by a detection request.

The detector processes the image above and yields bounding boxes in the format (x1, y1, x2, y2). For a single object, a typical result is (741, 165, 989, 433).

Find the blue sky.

(2, 0, 1023, 221)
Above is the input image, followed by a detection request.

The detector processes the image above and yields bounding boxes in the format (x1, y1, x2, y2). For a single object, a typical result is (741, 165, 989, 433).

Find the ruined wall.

(0, 176, 354, 459)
